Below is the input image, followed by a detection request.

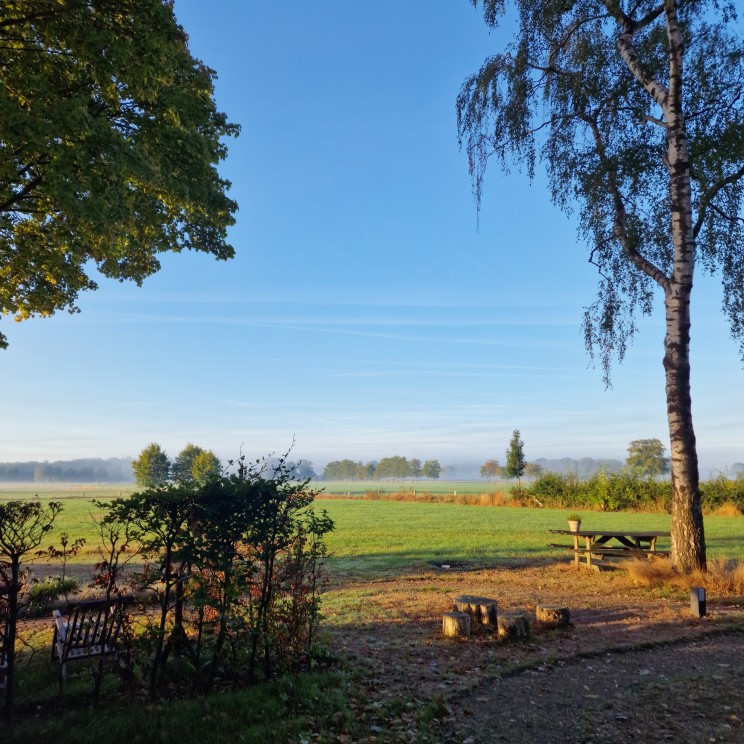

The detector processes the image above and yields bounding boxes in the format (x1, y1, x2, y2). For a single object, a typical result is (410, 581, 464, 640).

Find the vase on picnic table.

(567, 515, 581, 533)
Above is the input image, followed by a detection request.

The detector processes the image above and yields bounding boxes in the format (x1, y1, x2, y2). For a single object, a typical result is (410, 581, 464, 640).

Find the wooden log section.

(442, 611, 471, 638)
(497, 612, 530, 642)
(535, 605, 570, 628)
(454, 595, 498, 629)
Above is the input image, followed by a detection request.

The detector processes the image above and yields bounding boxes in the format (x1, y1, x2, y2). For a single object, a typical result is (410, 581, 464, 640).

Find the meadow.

(4, 484, 744, 742)
(3, 484, 743, 574)
(315, 479, 512, 496)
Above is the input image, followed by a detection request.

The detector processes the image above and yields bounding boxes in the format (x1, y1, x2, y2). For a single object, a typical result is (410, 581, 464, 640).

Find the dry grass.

(354, 489, 515, 506)
(624, 555, 744, 594)
(708, 501, 743, 517)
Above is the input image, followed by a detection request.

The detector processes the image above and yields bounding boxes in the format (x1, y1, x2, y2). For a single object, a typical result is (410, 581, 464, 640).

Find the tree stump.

(535, 605, 570, 628)
(442, 611, 471, 638)
(454, 595, 498, 629)
(497, 611, 530, 641)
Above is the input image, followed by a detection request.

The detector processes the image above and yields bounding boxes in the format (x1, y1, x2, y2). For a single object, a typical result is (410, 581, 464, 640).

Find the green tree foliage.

(480, 459, 503, 481)
(524, 462, 543, 481)
(172, 443, 204, 483)
(505, 430, 526, 488)
(321, 459, 364, 480)
(458, 0, 743, 571)
(374, 456, 410, 479)
(103, 452, 333, 695)
(528, 471, 671, 511)
(191, 450, 221, 486)
(172, 443, 221, 485)
(132, 442, 170, 488)
(421, 459, 442, 479)
(321, 457, 438, 480)
(0, 0, 239, 349)
(0, 458, 132, 482)
(0, 500, 61, 722)
(358, 461, 377, 479)
(626, 438, 670, 478)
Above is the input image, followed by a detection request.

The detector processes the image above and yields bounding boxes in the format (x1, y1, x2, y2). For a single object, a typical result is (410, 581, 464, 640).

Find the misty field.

(316, 479, 513, 496)
(3, 485, 744, 571)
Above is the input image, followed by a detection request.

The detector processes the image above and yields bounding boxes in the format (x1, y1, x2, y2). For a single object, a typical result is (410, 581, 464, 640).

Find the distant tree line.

(0, 458, 133, 483)
(532, 457, 624, 477)
(132, 443, 316, 487)
(531, 439, 670, 480)
(479, 435, 681, 484)
(321, 456, 441, 481)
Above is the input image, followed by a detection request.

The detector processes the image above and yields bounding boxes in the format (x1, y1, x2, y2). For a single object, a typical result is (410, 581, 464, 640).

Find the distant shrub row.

(526, 472, 744, 513)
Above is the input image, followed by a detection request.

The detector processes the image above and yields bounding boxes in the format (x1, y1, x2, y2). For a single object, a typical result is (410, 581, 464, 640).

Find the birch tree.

(457, 0, 744, 571)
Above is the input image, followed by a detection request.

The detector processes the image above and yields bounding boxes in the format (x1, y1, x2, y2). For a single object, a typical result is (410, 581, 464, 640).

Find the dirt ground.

(323, 559, 744, 743)
(15, 557, 744, 742)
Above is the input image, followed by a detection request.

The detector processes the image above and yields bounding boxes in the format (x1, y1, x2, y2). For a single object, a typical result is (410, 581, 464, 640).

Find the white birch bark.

(662, 0, 706, 571)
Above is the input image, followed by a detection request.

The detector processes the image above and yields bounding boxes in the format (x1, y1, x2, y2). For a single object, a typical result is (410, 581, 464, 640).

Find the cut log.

(442, 611, 471, 638)
(454, 595, 498, 629)
(496, 611, 530, 642)
(535, 605, 570, 628)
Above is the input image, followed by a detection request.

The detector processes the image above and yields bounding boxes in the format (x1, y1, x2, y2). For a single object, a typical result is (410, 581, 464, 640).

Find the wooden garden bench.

(51, 596, 133, 680)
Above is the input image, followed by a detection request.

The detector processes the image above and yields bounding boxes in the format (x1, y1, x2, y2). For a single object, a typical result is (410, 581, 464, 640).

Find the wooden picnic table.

(549, 528, 671, 569)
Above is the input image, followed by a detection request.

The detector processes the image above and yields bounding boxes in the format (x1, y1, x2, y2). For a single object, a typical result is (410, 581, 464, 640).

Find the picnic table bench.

(52, 595, 133, 681)
(549, 529, 671, 569)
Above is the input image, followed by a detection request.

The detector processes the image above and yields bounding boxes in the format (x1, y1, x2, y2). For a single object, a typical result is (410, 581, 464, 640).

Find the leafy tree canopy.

(132, 442, 170, 488)
(458, 0, 744, 380)
(0, 0, 239, 348)
(173, 443, 221, 486)
(421, 459, 442, 479)
(480, 459, 503, 481)
(505, 429, 526, 483)
(626, 437, 670, 478)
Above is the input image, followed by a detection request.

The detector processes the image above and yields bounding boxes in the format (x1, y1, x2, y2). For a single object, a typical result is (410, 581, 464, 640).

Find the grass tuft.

(624, 555, 744, 595)
(710, 501, 743, 517)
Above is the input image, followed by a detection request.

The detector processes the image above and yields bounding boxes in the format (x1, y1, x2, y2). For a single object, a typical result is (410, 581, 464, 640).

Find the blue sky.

(1, 1, 742, 473)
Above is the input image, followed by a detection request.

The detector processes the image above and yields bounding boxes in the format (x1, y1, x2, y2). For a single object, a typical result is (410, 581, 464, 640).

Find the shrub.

(100, 450, 334, 698)
(28, 576, 80, 606)
(701, 475, 744, 512)
(0, 500, 61, 723)
(526, 471, 672, 511)
(624, 556, 744, 595)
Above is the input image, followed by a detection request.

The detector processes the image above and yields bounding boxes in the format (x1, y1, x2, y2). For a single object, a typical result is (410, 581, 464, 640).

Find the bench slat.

(52, 596, 133, 678)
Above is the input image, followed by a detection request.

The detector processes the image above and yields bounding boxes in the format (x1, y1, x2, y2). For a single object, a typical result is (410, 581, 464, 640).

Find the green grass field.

(315, 479, 513, 496)
(3, 485, 743, 575)
(4, 484, 744, 742)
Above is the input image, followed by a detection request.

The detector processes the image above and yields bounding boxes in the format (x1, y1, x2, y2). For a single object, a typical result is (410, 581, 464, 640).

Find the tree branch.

(603, 0, 664, 33)
(0, 175, 42, 213)
(709, 202, 744, 225)
(643, 114, 667, 128)
(0, 9, 59, 31)
(583, 114, 671, 292)
(694, 164, 744, 236)
(614, 28, 669, 110)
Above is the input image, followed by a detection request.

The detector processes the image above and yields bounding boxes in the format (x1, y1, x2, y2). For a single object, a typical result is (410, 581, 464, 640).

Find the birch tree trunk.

(663, 0, 705, 572)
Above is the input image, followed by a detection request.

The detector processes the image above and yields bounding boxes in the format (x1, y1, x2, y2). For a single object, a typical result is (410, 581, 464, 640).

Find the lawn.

(317, 499, 744, 574)
(3, 486, 742, 573)
(4, 486, 744, 742)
